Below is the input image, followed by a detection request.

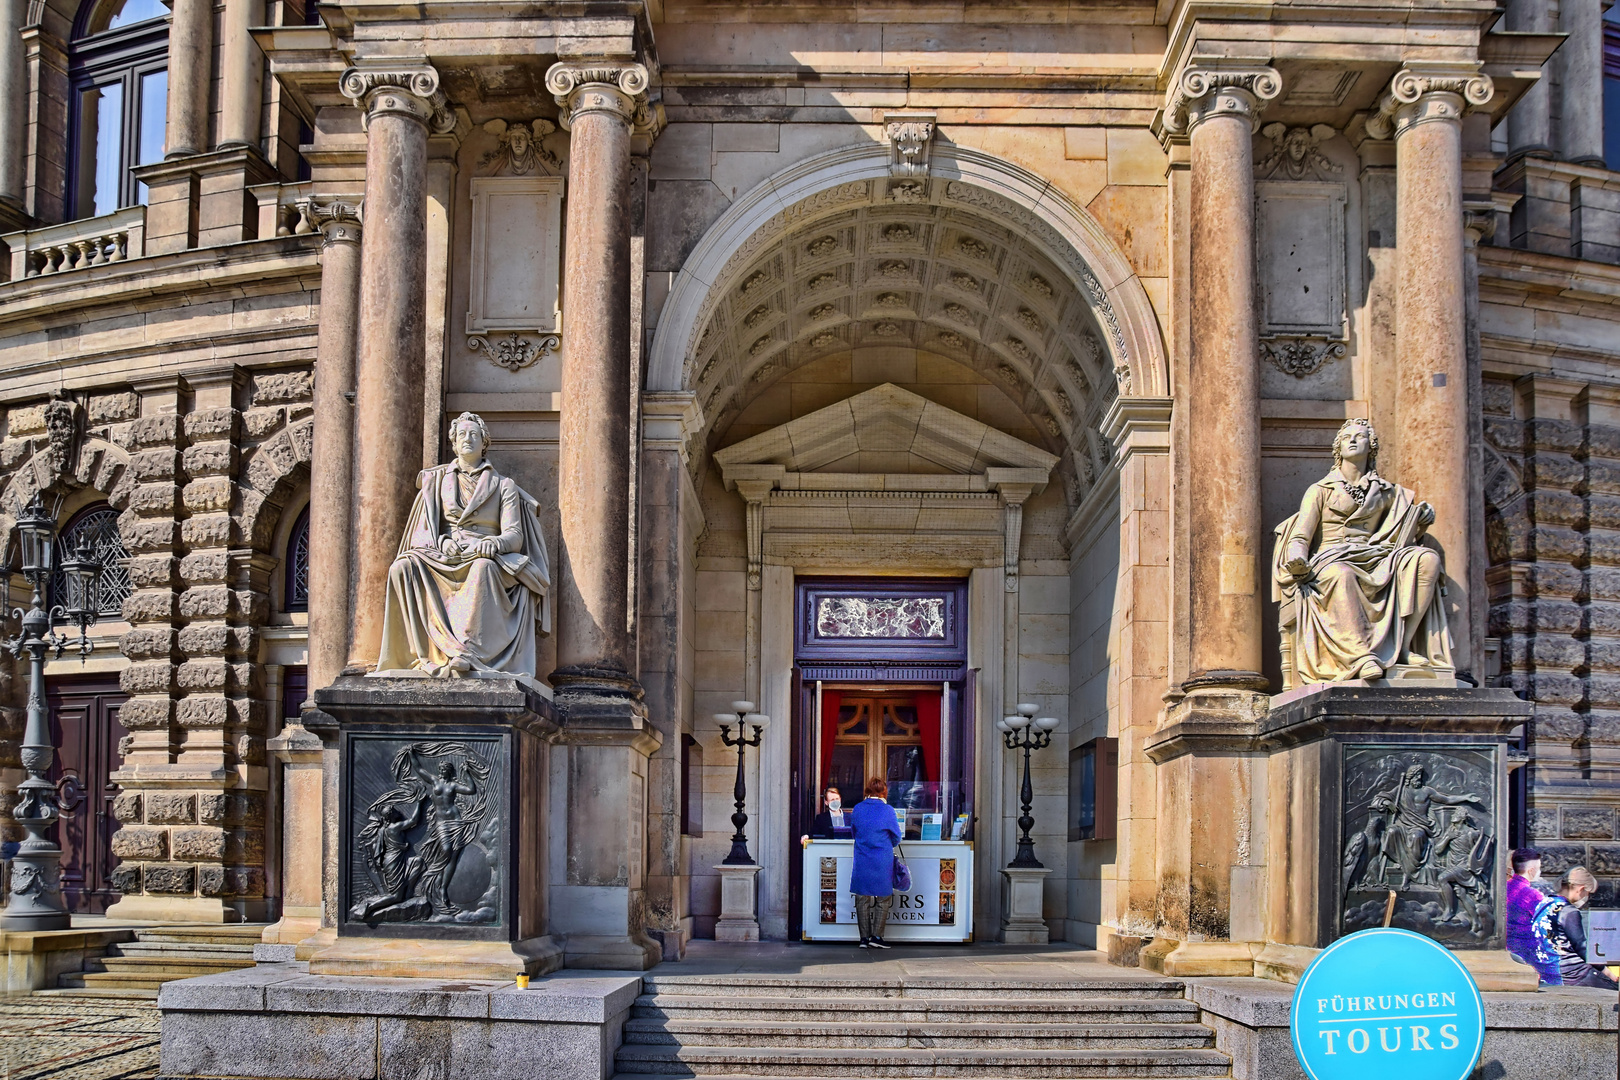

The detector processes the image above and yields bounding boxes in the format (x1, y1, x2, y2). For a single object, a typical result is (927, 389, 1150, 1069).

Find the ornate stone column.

(1558, 0, 1605, 165)
(163, 0, 214, 156)
(217, 0, 265, 150)
(1163, 66, 1280, 695)
(1367, 66, 1494, 683)
(543, 59, 663, 971)
(0, 0, 27, 224)
(300, 199, 362, 697)
(1144, 66, 1279, 977)
(339, 66, 454, 670)
(545, 60, 651, 715)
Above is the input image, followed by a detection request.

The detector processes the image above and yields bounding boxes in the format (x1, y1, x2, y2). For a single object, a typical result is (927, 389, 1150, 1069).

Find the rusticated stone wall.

(1484, 374, 1620, 904)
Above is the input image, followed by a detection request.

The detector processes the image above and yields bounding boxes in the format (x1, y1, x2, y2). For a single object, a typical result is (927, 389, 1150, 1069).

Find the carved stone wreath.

(469, 332, 560, 372)
(1261, 337, 1347, 378)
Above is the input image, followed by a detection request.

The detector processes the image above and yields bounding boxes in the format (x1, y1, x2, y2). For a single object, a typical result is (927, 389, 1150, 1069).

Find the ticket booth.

(788, 578, 975, 941)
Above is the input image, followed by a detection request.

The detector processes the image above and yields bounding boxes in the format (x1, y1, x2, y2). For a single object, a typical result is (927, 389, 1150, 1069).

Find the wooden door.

(826, 694, 926, 801)
(47, 676, 127, 913)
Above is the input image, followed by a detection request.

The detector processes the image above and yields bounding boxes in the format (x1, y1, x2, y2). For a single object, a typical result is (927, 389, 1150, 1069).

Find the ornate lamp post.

(998, 703, 1059, 869)
(716, 700, 768, 866)
(0, 494, 102, 931)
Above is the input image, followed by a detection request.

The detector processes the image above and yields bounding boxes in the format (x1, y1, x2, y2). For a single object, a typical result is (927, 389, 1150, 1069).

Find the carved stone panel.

(1256, 180, 1348, 380)
(1340, 745, 1500, 947)
(340, 730, 513, 940)
(466, 176, 564, 368)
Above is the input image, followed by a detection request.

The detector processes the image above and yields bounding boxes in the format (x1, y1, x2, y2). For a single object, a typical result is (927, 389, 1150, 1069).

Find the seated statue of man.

(375, 411, 551, 680)
(1272, 417, 1453, 688)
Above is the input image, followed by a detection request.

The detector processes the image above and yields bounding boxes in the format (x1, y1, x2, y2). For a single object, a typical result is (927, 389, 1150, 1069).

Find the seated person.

(1533, 866, 1619, 990)
(810, 785, 852, 839)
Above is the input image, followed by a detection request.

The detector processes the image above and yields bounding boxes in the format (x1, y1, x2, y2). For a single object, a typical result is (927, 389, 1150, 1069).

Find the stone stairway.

(40, 924, 263, 1000)
(612, 973, 1230, 1078)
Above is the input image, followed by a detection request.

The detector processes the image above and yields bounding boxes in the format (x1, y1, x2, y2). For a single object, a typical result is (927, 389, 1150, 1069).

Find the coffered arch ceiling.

(686, 185, 1129, 507)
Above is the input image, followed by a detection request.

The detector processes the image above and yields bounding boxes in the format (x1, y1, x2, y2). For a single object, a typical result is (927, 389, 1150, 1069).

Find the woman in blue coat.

(850, 775, 901, 949)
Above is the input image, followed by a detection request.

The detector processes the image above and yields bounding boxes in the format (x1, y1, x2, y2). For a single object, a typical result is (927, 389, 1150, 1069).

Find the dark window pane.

(134, 69, 166, 203)
(51, 505, 132, 619)
(286, 506, 310, 612)
(75, 83, 127, 217)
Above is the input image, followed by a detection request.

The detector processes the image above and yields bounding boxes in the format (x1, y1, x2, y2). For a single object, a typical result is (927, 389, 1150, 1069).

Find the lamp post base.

(999, 866, 1051, 944)
(714, 864, 762, 942)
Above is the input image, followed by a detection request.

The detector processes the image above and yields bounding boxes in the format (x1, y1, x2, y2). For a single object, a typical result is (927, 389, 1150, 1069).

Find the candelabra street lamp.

(716, 700, 768, 866)
(998, 703, 1059, 870)
(1, 493, 103, 932)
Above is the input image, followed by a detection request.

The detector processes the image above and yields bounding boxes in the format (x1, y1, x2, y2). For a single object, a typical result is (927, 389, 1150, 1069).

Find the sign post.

(1291, 929, 1485, 1080)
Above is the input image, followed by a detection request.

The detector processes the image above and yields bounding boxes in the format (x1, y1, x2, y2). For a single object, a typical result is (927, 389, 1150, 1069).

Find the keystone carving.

(883, 110, 937, 177)
(1162, 66, 1283, 135)
(1364, 67, 1494, 140)
(339, 66, 456, 134)
(1256, 124, 1342, 181)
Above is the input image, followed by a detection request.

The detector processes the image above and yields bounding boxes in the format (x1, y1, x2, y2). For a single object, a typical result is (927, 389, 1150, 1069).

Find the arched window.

(51, 503, 132, 618)
(68, 0, 168, 218)
(284, 505, 310, 613)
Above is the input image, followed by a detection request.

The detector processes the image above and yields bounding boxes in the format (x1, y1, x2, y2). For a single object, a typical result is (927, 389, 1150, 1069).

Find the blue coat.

(849, 797, 901, 897)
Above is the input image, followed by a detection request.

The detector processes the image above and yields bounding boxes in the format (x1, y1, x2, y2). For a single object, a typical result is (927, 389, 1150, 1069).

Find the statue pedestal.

(1146, 684, 1534, 985)
(999, 867, 1051, 944)
(713, 864, 761, 942)
(307, 676, 562, 980)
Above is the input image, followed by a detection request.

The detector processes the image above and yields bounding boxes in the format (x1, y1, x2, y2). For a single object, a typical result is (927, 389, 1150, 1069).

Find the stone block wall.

(1484, 374, 1620, 905)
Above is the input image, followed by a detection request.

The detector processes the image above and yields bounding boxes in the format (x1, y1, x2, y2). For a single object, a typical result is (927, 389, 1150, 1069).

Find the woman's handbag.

(892, 844, 912, 892)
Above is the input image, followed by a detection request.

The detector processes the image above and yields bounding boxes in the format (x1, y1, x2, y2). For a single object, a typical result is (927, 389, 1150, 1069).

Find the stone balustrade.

(1, 206, 146, 280)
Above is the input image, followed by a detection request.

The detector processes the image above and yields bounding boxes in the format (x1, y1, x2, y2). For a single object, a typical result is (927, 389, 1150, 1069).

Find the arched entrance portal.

(650, 144, 1169, 947)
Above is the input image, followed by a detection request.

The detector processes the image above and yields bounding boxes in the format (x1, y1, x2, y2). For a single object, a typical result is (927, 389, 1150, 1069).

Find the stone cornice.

(339, 65, 455, 135)
(545, 61, 659, 136)
(1364, 65, 1494, 140)
(1160, 65, 1282, 137)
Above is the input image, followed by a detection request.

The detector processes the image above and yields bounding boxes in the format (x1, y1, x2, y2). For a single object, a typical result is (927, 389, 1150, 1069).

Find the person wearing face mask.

(1531, 866, 1618, 989)
(811, 786, 851, 839)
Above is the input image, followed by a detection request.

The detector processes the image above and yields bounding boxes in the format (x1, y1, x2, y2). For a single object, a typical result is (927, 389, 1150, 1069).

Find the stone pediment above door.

(713, 382, 1057, 490)
(713, 384, 1057, 586)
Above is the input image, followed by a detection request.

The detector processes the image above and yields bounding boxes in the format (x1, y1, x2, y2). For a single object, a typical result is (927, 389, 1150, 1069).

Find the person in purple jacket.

(1505, 847, 1559, 983)
(850, 775, 901, 950)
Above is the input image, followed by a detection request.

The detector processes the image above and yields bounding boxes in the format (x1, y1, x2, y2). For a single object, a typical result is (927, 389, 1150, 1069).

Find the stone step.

(114, 941, 258, 958)
(612, 1044, 1232, 1078)
(58, 972, 170, 991)
(640, 977, 1190, 1001)
(133, 925, 269, 945)
(86, 955, 255, 976)
(34, 986, 161, 1001)
(632, 996, 1201, 1024)
(621, 1019, 1216, 1050)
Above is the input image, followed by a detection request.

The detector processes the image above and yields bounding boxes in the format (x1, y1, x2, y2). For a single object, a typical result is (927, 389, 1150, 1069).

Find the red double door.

(44, 676, 127, 913)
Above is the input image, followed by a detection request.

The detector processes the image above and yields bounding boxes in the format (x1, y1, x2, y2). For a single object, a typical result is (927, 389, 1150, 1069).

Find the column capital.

(294, 197, 363, 248)
(1162, 65, 1282, 136)
(1462, 201, 1497, 245)
(1365, 66, 1494, 140)
(545, 60, 658, 134)
(340, 65, 455, 134)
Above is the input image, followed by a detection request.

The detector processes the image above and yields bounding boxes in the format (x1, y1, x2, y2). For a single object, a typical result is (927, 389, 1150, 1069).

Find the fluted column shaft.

(163, 0, 213, 157)
(340, 67, 454, 669)
(0, 0, 26, 210)
(547, 62, 648, 695)
(218, 0, 265, 150)
(1558, 0, 1605, 165)
(303, 202, 362, 696)
(1170, 67, 1279, 689)
(1371, 68, 1495, 680)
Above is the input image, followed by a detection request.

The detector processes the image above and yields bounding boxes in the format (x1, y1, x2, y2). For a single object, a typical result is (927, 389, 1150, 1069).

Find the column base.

(563, 933, 663, 970)
(293, 925, 336, 962)
(260, 913, 321, 946)
(999, 867, 1051, 944)
(551, 665, 647, 725)
(101, 894, 238, 924)
(1158, 940, 1258, 977)
(308, 934, 564, 980)
(713, 864, 761, 942)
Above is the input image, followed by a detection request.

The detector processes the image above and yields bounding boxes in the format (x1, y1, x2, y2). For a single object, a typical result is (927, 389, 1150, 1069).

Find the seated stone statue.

(375, 412, 551, 680)
(1272, 417, 1453, 688)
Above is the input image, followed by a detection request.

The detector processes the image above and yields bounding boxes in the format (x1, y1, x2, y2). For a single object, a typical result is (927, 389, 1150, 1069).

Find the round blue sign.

(1291, 928, 1485, 1080)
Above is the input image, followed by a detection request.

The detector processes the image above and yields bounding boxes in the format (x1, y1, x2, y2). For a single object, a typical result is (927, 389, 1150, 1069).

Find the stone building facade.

(0, 0, 1614, 969)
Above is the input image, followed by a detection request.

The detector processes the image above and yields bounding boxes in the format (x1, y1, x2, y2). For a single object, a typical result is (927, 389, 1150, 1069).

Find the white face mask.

(826, 797, 841, 811)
